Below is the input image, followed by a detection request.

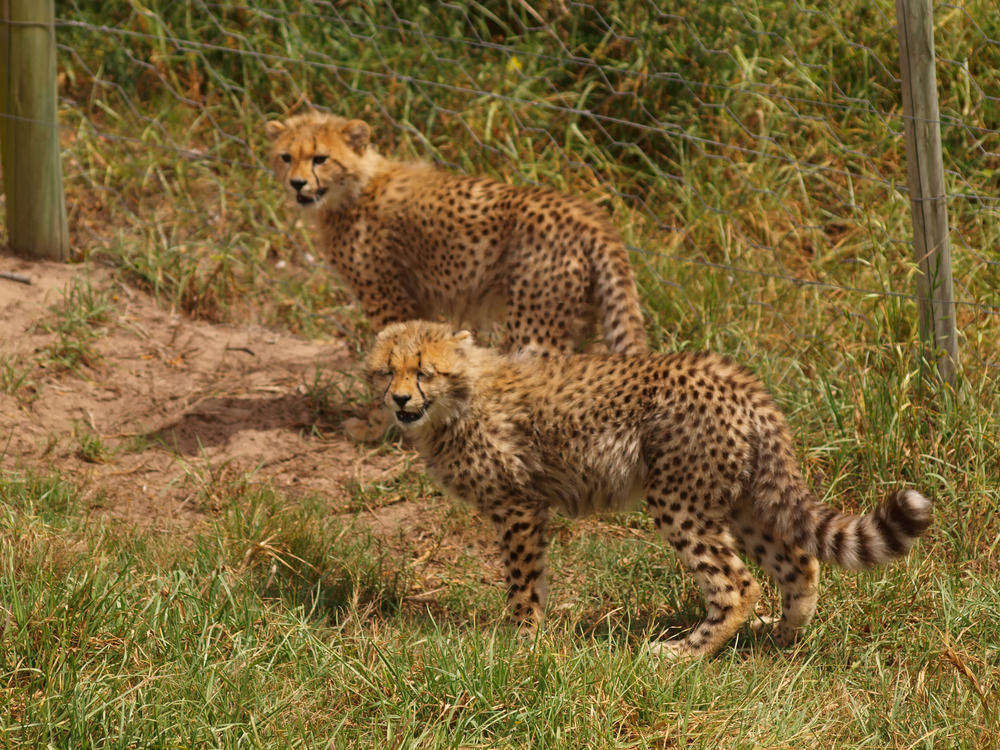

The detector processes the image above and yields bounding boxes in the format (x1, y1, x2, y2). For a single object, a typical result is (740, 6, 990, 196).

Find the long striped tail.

(801, 488, 933, 570)
(749, 397, 932, 570)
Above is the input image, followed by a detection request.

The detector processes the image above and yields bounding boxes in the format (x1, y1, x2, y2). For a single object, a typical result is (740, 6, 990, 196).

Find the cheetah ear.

(264, 120, 286, 141)
(342, 119, 371, 155)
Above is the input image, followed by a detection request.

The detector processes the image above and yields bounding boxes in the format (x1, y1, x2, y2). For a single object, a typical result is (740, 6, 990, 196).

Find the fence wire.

(17, 1, 1000, 379)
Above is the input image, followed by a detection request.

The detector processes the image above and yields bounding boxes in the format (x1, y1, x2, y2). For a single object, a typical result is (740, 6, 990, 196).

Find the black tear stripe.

(381, 353, 394, 405)
(311, 150, 322, 187)
(310, 136, 319, 186)
(416, 353, 427, 403)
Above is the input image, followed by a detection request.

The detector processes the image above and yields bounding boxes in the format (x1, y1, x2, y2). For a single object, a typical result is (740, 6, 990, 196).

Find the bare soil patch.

(0, 253, 402, 530)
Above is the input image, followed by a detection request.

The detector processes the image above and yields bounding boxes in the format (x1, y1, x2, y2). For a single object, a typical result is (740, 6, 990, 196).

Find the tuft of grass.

(34, 275, 116, 374)
(72, 420, 111, 464)
(346, 463, 434, 514)
(168, 452, 256, 515)
(301, 365, 375, 427)
(0, 355, 38, 404)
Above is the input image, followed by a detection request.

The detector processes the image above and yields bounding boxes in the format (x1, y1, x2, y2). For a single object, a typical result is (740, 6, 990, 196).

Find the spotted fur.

(367, 321, 933, 658)
(265, 111, 647, 355)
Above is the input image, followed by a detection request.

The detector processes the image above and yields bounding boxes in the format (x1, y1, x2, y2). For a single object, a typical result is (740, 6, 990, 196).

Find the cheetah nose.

(289, 178, 307, 192)
(393, 394, 411, 408)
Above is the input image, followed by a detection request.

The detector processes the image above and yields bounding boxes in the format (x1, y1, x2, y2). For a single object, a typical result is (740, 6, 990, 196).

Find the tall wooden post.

(0, 0, 69, 261)
(895, 0, 958, 388)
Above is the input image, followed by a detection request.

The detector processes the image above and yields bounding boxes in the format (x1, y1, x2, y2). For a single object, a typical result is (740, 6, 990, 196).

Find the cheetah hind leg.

(647, 501, 763, 658)
(754, 543, 819, 647)
(731, 499, 819, 647)
(648, 534, 762, 660)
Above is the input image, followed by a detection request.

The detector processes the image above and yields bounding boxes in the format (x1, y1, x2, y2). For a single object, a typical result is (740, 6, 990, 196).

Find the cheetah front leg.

(488, 503, 550, 639)
(647, 489, 761, 659)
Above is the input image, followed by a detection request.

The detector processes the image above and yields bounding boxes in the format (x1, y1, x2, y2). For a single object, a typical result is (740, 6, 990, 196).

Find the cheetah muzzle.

(295, 187, 327, 206)
(394, 406, 426, 424)
(391, 392, 429, 424)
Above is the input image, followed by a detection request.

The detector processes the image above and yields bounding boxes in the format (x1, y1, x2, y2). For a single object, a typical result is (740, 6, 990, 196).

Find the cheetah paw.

(342, 410, 394, 443)
(749, 614, 778, 632)
(646, 640, 698, 662)
(749, 614, 798, 647)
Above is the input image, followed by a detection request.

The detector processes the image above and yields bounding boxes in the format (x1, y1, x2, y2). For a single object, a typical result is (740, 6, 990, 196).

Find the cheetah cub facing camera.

(265, 111, 647, 356)
(367, 320, 933, 658)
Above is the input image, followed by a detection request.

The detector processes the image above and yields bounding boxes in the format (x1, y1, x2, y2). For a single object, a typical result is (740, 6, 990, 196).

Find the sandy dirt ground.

(0, 253, 415, 531)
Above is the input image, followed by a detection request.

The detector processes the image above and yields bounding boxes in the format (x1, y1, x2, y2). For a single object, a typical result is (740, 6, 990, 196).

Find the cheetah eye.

(417, 370, 433, 381)
(374, 369, 392, 378)
(312, 155, 328, 165)
(279, 153, 291, 163)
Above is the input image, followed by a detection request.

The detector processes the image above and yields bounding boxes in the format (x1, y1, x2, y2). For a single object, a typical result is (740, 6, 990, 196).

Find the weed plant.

(0, 356, 37, 404)
(34, 276, 116, 373)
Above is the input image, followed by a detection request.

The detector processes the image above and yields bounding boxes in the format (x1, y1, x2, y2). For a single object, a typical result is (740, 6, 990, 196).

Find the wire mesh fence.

(11, 1, 1000, 381)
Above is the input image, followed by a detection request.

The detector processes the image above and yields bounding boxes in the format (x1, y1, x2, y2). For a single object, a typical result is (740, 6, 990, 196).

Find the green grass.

(54, 0, 1000, 359)
(72, 420, 112, 464)
(1, 0, 998, 747)
(0, 467, 997, 748)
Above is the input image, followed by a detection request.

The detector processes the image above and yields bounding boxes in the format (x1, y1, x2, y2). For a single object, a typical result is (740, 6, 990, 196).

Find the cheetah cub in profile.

(265, 111, 647, 356)
(367, 320, 933, 658)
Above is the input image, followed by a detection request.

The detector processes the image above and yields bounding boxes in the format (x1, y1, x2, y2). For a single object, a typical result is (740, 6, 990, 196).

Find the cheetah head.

(264, 111, 376, 211)
(366, 321, 477, 432)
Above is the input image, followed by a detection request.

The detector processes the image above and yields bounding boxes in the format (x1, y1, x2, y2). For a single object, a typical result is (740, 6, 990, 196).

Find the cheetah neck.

(354, 148, 390, 189)
(314, 149, 391, 214)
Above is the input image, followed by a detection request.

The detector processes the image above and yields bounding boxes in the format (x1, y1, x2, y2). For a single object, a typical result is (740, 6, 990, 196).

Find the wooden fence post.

(0, 0, 69, 261)
(895, 0, 958, 388)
